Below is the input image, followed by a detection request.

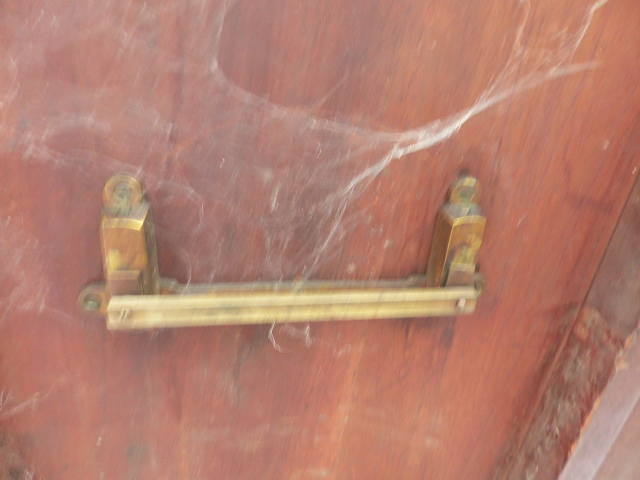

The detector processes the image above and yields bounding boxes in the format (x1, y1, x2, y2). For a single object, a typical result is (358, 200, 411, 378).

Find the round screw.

(103, 175, 143, 214)
(82, 293, 102, 311)
(449, 176, 481, 205)
(473, 274, 486, 294)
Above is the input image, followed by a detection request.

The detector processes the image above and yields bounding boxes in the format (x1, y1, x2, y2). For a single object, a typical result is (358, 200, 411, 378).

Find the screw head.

(103, 175, 143, 214)
(82, 293, 102, 311)
(449, 176, 481, 205)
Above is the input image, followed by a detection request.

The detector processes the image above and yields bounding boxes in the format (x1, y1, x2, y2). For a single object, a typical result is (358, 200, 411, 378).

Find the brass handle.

(79, 175, 486, 330)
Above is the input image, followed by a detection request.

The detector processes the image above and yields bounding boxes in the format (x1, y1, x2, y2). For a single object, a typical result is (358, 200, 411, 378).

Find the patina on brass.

(425, 175, 486, 288)
(101, 175, 160, 296)
(78, 174, 486, 330)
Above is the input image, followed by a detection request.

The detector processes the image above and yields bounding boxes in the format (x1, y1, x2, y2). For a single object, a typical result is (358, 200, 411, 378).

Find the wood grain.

(0, 0, 639, 479)
(559, 326, 640, 480)
(496, 175, 640, 480)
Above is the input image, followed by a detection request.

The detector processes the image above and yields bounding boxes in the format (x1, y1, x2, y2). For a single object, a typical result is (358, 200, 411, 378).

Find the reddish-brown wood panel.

(0, 1, 639, 479)
(496, 171, 640, 480)
(560, 331, 640, 480)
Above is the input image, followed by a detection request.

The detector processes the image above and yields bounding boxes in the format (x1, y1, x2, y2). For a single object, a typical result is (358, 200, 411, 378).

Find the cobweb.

(0, 0, 610, 307)
(181, 0, 609, 281)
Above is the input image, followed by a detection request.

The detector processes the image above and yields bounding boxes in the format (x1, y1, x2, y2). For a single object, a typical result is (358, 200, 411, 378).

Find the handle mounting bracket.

(79, 175, 486, 330)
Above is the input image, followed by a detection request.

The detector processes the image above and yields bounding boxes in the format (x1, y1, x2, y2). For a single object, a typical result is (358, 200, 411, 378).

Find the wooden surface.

(499, 175, 640, 480)
(592, 399, 640, 480)
(559, 330, 640, 480)
(1, 1, 640, 479)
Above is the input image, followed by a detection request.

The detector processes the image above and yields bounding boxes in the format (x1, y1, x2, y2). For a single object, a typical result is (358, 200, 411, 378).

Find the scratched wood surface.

(559, 326, 640, 480)
(0, 1, 639, 479)
(499, 175, 640, 479)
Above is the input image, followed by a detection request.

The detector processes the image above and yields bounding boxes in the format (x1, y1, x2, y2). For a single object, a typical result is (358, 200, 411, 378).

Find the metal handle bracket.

(79, 175, 485, 330)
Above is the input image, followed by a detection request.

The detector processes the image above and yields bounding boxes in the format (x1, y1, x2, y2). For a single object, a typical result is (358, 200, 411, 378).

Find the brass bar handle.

(106, 286, 481, 330)
(79, 175, 486, 330)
